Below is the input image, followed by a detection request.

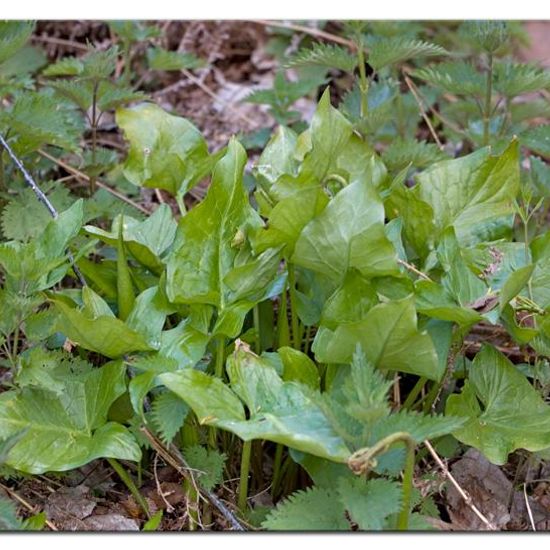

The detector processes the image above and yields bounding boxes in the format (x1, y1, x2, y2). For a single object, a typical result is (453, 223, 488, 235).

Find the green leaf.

(4, 91, 82, 154)
(368, 38, 446, 71)
(262, 486, 348, 530)
(413, 139, 520, 247)
(287, 43, 357, 72)
(0, 361, 141, 473)
(160, 347, 350, 462)
(0, 21, 34, 65)
(278, 346, 320, 390)
(146, 47, 206, 71)
(313, 296, 441, 380)
(338, 477, 402, 530)
(84, 205, 177, 273)
(415, 280, 483, 327)
(520, 125, 550, 158)
(494, 62, 550, 97)
(151, 391, 189, 445)
(499, 264, 535, 311)
(320, 270, 378, 329)
(292, 177, 398, 283)
(1, 185, 73, 242)
(299, 88, 354, 181)
(411, 61, 486, 97)
(446, 345, 550, 465)
(0, 497, 21, 531)
(382, 139, 448, 171)
(117, 102, 210, 196)
(142, 510, 163, 532)
(254, 183, 329, 256)
(184, 445, 226, 491)
(52, 290, 152, 358)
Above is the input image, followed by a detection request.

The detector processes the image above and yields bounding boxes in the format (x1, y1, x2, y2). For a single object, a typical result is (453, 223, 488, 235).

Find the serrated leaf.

(1, 185, 72, 242)
(117, 102, 211, 196)
(411, 61, 485, 96)
(0, 361, 141, 474)
(368, 38, 446, 71)
(3, 91, 82, 154)
(184, 445, 226, 491)
(0, 21, 34, 65)
(382, 139, 448, 171)
(151, 391, 189, 445)
(520, 125, 550, 158)
(338, 477, 402, 530)
(43, 56, 84, 77)
(146, 47, 206, 71)
(287, 43, 357, 72)
(262, 486, 348, 530)
(494, 62, 550, 97)
(446, 345, 550, 465)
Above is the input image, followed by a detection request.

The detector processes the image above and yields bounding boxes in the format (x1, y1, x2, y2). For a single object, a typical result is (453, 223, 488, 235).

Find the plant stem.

(355, 38, 369, 118)
(176, 192, 186, 216)
(271, 443, 284, 499)
(397, 439, 415, 531)
(287, 263, 301, 350)
(253, 304, 261, 354)
(277, 289, 290, 348)
(90, 81, 99, 196)
(347, 432, 416, 531)
(209, 337, 226, 449)
(181, 420, 199, 530)
(0, 150, 4, 191)
(107, 458, 150, 518)
(238, 440, 252, 513)
(483, 52, 494, 147)
(402, 377, 427, 410)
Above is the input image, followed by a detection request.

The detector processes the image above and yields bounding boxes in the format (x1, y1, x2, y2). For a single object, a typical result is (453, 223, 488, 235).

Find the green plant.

(1, 19, 550, 532)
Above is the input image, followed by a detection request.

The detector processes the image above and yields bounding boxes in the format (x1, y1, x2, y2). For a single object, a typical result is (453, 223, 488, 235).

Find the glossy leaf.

(446, 345, 550, 464)
(117, 103, 210, 196)
(413, 140, 520, 247)
(160, 347, 350, 462)
(313, 296, 442, 380)
(292, 177, 398, 283)
(0, 361, 140, 473)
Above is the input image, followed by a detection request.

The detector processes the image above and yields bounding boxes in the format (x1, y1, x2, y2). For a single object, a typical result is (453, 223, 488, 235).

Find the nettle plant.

(1, 20, 550, 531)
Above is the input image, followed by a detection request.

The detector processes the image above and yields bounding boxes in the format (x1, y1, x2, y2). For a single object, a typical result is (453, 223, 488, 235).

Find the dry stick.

(403, 68, 469, 139)
(402, 73, 444, 150)
(0, 134, 87, 287)
(523, 483, 537, 531)
(423, 440, 497, 531)
(252, 20, 355, 48)
(31, 34, 89, 52)
(140, 427, 245, 531)
(39, 149, 151, 215)
(0, 481, 58, 531)
(397, 258, 433, 282)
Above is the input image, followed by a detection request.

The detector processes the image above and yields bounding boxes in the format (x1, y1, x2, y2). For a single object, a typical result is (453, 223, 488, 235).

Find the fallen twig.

(253, 20, 354, 48)
(140, 426, 245, 531)
(402, 73, 444, 149)
(397, 258, 433, 281)
(0, 481, 58, 531)
(0, 133, 87, 287)
(423, 440, 497, 531)
(39, 149, 151, 215)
